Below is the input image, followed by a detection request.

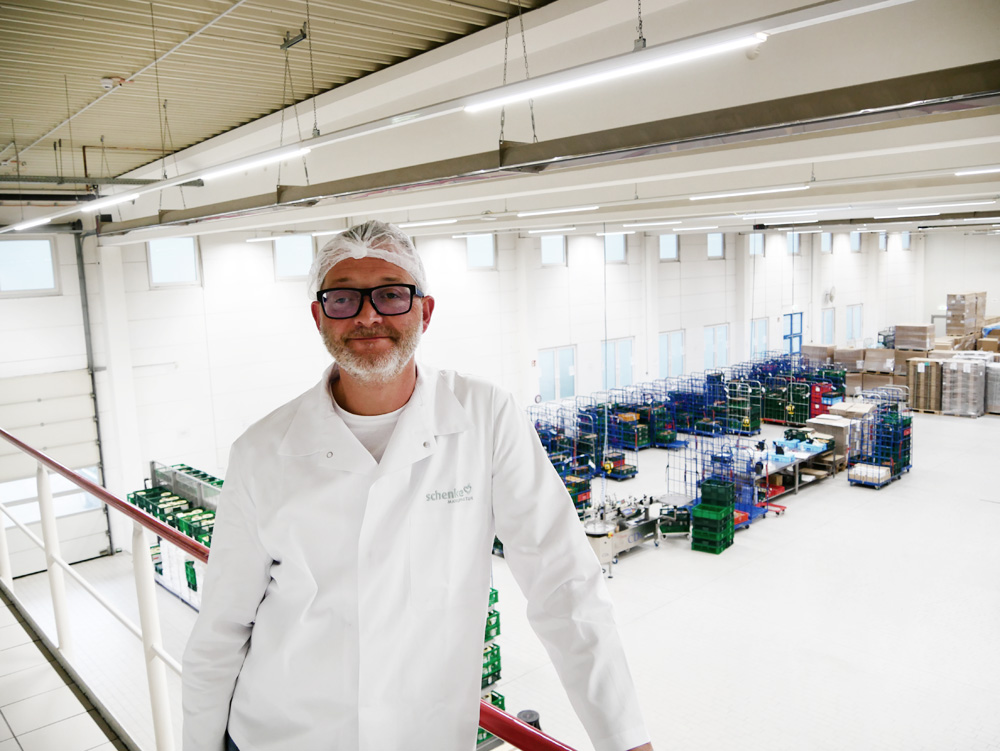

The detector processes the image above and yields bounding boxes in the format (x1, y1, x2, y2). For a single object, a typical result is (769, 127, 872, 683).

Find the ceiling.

(0, 0, 554, 187)
(1, 0, 999, 240)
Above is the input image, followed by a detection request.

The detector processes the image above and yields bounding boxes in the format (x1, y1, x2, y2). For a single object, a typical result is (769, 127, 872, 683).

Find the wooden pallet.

(910, 408, 941, 415)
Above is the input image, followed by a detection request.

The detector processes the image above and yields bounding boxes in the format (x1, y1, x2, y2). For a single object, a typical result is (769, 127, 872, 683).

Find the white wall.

(3, 226, 939, 492)
(923, 233, 1000, 324)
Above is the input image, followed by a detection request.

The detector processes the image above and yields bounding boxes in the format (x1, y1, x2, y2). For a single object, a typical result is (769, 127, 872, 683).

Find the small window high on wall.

(850, 231, 862, 252)
(540, 234, 566, 266)
(604, 233, 626, 263)
(0, 238, 58, 296)
(820, 232, 832, 253)
(783, 312, 803, 354)
(707, 233, 724, 259)
(786, 233, 801, 255)
(748, 233, 764, 256)
(538, 346, 575, 401)
(148, 237, 200, 287)
(659, 234, 678, 261)
(465, 234, 496, 269)
(274, 235, 314, 280)
(658, 330, 684, 377)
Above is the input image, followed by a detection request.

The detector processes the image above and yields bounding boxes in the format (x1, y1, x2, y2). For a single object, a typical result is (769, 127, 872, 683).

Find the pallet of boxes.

(904, 292, 1000, 418)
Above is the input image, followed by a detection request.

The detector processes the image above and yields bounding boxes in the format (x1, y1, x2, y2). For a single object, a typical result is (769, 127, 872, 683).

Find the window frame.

(540, 234, 567, 266)
(147, 236, 202, 288)
(703, 323, 729, 369)
(786, 232, 801, 255)
(750, 317, 768, 358)
(0, 235, 61, 298)
(748, 233, 764, 256)
(846, 304, 863, 343)
(602, 337, 634, 389)
(603, 233, 627, 264)
(272, 234, 316, 281)
(782, 312, 803, 354)
(658, 233, 679, 262)
(707, 232, 725, 260)
(849, 231, 862, 253)
(820, 232, 833, 253)
(658, 329, 685, 377)
(538, 345, 576, 402)
(465, 233, 497, 270)
(822, 307, 835, 345)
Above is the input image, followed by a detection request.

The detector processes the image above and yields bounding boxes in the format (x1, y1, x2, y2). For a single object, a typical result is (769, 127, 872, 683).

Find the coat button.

(327, 452, 333, 458)
(423, 441, 430, 448)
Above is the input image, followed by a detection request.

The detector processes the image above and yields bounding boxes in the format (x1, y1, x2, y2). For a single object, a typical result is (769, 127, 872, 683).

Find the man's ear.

(311, 300, 323, 330)
(421, 295, 435, 333)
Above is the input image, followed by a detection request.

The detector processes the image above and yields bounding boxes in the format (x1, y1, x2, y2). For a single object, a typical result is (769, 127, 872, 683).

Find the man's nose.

(355, 294, 383, 324)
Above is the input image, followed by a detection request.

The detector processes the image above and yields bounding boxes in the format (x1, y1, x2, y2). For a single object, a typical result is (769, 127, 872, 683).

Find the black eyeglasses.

(316, 284, 425, 319)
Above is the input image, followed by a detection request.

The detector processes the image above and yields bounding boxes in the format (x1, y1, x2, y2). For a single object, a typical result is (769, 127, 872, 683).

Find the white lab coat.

(182, 363, 649, 751)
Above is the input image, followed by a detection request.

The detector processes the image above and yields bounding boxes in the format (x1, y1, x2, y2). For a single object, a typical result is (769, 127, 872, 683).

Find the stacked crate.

(941, 359, 986, 417)
(692, 478, 735, 555)
(563, 475, 591, 517)
(478, 587, 505, 748)
(906, 358, 942, 412)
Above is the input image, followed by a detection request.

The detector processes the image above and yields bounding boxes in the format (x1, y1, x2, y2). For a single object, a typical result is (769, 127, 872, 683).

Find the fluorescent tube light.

(673, 226, 719, 232)
(622, 220, 682, 227)
(465, 34, 767, 113)
(741, 210, 817, 220)
(896, 201, 996, 210)
(11, 217, 51, 231)
(690, 185, 809, 201)
(528, 227, 576, 234)
(245, 236, 276, 243)
(955, 167, 1000, 176)
(202, 147, 311, 181)
(596, 231, 635, 236)
(398, 219, 458, 228)
(312, 229, 346, 237)
(962, 216, 1000, 222)
(517, 206, 599, 217)
(873, 212, 939, 219)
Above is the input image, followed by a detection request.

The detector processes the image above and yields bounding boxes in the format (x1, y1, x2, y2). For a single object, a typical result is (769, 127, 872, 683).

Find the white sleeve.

(181, 443, 272, 751)
(490, 392, 651, 751)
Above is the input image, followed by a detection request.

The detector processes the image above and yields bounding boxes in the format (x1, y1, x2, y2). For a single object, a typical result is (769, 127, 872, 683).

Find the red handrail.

(0, 426, 209, 562)
(0, 426, 577, 751)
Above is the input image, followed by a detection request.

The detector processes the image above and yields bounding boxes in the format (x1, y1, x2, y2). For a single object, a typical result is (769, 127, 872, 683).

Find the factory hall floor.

(6, 412, 1000, 751)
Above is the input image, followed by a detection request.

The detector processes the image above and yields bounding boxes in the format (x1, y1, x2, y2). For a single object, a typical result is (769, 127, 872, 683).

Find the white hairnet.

(309, 220, 428, 297)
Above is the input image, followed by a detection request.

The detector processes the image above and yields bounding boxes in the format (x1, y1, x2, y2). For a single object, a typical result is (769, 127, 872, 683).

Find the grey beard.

(322, 323, 422, 385)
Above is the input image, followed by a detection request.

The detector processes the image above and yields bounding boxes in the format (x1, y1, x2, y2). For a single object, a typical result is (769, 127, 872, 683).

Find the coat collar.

(277, 362, 472, 472)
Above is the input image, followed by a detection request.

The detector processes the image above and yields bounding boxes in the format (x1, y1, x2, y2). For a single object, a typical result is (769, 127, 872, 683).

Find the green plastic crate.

(184, 560, 198, 591)
(692, 539, 733, 555)
(484, 609, 501, 641)
(488, 588, 498, 607)
(482, 643, 501, 677)
(692, 504, 733, 523)
(700, 478, 735, 504)
(691, 527, 735, 545)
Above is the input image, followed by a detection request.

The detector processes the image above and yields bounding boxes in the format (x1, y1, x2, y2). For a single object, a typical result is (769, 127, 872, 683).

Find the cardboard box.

(907, 357, 942, 411)
(894, 324, 935, 351)
(806, 415, 854, 458)
(835, 348, 866, 373)
(802, 344, 836, 365)
(844, 373, 863, 396)
(977, 338, 999, 352)
(862, 373, 892, 391)
(864, 348, 895, 373)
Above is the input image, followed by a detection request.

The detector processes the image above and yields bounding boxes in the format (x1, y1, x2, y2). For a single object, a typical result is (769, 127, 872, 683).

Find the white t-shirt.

(332, 398, 403, 463)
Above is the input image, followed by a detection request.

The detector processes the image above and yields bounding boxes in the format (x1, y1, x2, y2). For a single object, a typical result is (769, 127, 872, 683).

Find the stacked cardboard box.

(977, 338, 999, 352)
(906, 357, 943, 412)
(987, 363, 1000, 415)
(864, 348, 896, 374)
(895, 324, 936, 351)
(834, 348, 866, 373)
(941, 359, 986, 417)
(802, 344, 836, 365)
(946, 292, 987, 336)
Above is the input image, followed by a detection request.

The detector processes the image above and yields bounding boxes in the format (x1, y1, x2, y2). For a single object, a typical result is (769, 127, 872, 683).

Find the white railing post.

(36, 463, 73, 656)
(131, 522, 175, 751)
(0, 506, 12, 590)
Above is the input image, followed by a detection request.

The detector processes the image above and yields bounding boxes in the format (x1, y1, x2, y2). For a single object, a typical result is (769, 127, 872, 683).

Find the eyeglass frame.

(315, 283, 426, 319)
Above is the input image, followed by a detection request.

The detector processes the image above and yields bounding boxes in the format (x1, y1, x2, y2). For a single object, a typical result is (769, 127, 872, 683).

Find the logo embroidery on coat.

(425, 484, 474, 503)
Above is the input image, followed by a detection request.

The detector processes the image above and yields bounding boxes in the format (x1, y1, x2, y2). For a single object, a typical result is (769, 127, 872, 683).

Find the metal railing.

(0, 426, 576, 751)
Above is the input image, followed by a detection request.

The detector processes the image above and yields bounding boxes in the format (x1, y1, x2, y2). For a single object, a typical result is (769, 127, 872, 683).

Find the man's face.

(310, 255, 434, 384)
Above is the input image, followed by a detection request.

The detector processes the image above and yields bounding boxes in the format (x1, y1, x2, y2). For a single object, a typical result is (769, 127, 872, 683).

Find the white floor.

(6, 412, 1000, 751)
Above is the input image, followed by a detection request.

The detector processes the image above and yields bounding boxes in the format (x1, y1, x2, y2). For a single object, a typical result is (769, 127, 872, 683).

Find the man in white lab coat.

(182, 221, 653, 751)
